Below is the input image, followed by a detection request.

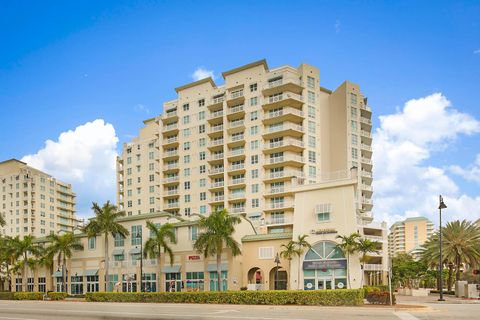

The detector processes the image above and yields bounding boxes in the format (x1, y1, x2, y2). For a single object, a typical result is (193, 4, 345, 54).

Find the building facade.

(116, 59, 374, 233)
(0, 159, 79, 238)
(388, 217, 434, 257)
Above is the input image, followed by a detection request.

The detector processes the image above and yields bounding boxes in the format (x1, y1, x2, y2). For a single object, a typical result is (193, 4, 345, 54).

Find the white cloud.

(134, 104, 150, 114)
(191, 67, 215, 81)
(449, 154, 480, 183)
(373, 93, 480, 226)
(474, 49, 480, 54)
(21, 119, 119, 219)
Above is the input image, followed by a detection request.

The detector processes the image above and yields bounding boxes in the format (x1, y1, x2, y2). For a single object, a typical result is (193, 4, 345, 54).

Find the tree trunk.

(455, 256, 461, 282)
(63, 254, 67, 293)
(297, 254, 302, 290)
(157, 250, 161, 292)
(216, 252, 222, 291)
(23, 253, 27, 292)
(347, 253, 351, 289)
(447, 265, 453, 292)
(104, 234, 109, 292)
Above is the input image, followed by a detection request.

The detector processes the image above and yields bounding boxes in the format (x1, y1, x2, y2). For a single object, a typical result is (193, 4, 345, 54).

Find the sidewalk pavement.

(396, 293, 480, 305)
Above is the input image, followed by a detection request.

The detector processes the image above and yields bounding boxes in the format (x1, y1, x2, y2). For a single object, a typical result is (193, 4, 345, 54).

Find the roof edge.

(222, 59, 268, 78)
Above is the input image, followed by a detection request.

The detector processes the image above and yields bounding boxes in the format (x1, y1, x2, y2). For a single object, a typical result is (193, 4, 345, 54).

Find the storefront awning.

(112, 248, 124, 255)
(162, 265, 181, 273)
(85, 269, 99, 276)
(129, 248, 141, 255)
(52, 271, 62, 277)
(207, 263, 228, 272)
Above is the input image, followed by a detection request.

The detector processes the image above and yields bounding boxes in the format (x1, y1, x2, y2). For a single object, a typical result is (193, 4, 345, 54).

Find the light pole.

(136, 231, 143, 292)
(274, 253, 280, 290)
(438, 195, 447, 302)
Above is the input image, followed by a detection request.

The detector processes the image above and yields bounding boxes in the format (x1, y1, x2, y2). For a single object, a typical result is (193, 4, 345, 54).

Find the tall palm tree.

(46, 233, 83, 293)
(336, 233, 361, 289)
(294, 234, 311, 289)
(84, 201, 129, 292)
(193, 209, 241, 291)
(421, 220, 480, 291)
(143, 221, 176, 292)
(280, 240, 300, 289)
(0, 212, 6, 228)
(0, 236, 17, 291)
(356, 238, 380, 286)
(10, 235, 40, 292)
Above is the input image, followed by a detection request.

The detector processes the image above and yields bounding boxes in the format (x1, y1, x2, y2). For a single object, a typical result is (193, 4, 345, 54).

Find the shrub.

(240, 287, 247, 291)
(0, 292, 14, 300)
(86, 289, 364, 306)
(48, 292, 68, 300)
(366, 291, 395, 305)
(363, 285, 389, 297)
(13, 292, 44, 300)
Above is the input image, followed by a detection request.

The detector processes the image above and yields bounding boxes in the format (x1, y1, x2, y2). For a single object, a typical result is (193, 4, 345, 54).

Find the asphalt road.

(0, 300, 479, 320)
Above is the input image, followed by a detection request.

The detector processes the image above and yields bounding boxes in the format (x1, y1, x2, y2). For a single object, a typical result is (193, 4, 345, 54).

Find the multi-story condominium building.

(388, 217, 435, 257)
(8, 171, 386, 293)
(116, 59, 374, 234)
(0, 159, 79, 237)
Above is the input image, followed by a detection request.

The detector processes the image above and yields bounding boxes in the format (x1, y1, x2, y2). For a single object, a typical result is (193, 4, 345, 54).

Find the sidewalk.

(396, 293, 480, 305)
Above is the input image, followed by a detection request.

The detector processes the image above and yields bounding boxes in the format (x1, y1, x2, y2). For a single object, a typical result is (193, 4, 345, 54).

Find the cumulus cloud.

(449, 154, 480, 184)
(22, 119, 119, 219)
(474, 49, 480, 54)
(373, 93, 480, 226)
(191, 67, 215, 81)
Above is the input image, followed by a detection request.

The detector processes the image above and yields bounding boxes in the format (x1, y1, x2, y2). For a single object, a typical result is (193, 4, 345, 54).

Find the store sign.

(310, 228, 337, 235)
(303, 260, 347, 270)
(188, 255, 201, 261)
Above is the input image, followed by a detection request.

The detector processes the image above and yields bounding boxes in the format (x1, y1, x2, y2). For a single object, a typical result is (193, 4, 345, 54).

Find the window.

(71, 276, 83, 294)
(251, 155, 258, 164)
(184, 194, 191, 203)
(186, 272, 204, 292)
(149, 151, 154, 160)
(351, 107, 357, 117)
(131, 225, 142, 246)
(183, 128, 190, 137)
(252, 184, 259, 193)
(308, 151, 316, 163)
(184, 155, 190, 163)
(38, 277, 46, 293)
(183, 103, 190, 111)
(199, 138, 206, 147)
(250, 125, 258, 135)
(316, 203, 331, 222)
(351, 120, 357, 131)
(114, 233, 125, 247)
(199, 152, 206, 160)
(307, 76, 315, 89)
(259, 247, 274, 259)
(149, 174, 155, 182)
(189, 226, 198, 241)
(198, 99, 205, 107)
(184, 181, 191, 190)
(250, 97, 258, 106)
(199, 179, 206, 187)
(308, 105, 315, 118)
(88, 237, 96, 250)
(250, 83, 257, 92)
(200, 205, 206, 214)
(308, 121, 315, 134)
(308, 136, 316, 148)
(149, 186, 155, 193)
(308, 91, 315, 104)
(250, 111, 258, 121)
(350, 93, 357, 105)
(251, 169, 259, 179)
(184, 168, 190, 177)
(309, 166, 316, 178)
(200, 192, 206, 201)
(351, 148, 358, 159)
(87, 275, 99, 293)
(351, 134, 358, 146)
(149, 197, 155, 204)
(251, 198, 259, 208)
(199, 165, 206, 173)
(184, 142, 190, 150)
(199, 124, 205, 133)
(209, 271, 228, 291)
(250, 140, 259, 150)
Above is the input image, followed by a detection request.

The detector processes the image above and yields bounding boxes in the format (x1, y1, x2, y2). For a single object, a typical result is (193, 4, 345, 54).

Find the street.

(0, 300, 479, 320)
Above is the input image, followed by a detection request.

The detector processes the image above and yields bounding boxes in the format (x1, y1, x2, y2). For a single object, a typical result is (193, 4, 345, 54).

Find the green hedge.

(366, 291, 396, 305)
(86, 290, 364, 306)
(11, 292, 67, 301)
(363, 285, 389, 297)
(0, 292, 14, 300)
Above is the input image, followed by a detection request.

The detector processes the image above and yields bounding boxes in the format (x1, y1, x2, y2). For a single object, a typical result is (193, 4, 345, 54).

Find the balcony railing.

(361, 157, 372, 165)
(264, 77, 302, 90)
(364, 235, 383, 242)
(209, 125, 224, 133)
(163, 176, 179, 183)
(264, 217, 293, 225)
(267, 139, 304, 149)
(210, 181, 225, 188)
(163, 123, 179, 132)
(210, 139, 224, 146)
(164, 163, 179, 170)
(267, 92, 303, 104)
(228, 120, 245, 129)
(230, 90, 244, 99)
(361, 170, 372, 178)
(211, 195, 225, 202)
(229, 193, 246, 200)
(266, 155, 304, 165)
(212, 96, 225, 105)
(360, 117, 372, 125)
(209, 167, 224, 174)
(267, 201, 293, 209)
(230, 178, 246, 185)
(361, 144, 372, 151)
(360, 131, 372, 138)
(166, 189, 179, 196)
(228, 105, 244, 114)
(265, 108, 303, 119)
(229, 134, 244, 142)
(267, 124, 304, 134)
(209, 110, 224, 119)
(230, 207, 245, 213)
(164, 111, 178, 118)
(166, 202, 179, 208)
(267, 187, 285, 194)
(361, 184, 373, 192)
(210, 153, 224, 160)
(228, 149, 245, 157)
(164, 136, 179, 144)
(266, 170, 304, 179)
(229, 163, 245, 171)
(363, 264, 384, 271)
(164, 150, 178, 157)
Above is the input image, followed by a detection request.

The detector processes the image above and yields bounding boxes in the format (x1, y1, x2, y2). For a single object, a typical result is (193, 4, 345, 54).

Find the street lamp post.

(136, 231, 143, 292)
(274, 253, 280, 290)
(438, 195, 447, 302)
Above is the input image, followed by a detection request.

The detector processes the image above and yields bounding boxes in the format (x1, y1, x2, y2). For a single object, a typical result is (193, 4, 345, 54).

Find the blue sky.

(1, 1, 479, 223)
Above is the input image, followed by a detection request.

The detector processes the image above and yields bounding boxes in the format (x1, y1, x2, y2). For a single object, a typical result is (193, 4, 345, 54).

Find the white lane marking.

(210, 310, 241, 314)
(394, 311, 420, 320)
(0, 307, 307, 320)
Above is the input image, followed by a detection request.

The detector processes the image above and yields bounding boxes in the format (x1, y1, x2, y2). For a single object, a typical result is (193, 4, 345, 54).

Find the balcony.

(162, 123, 179, 134)
(262, 108, 304, 125)
(230, 206, 246, 214)
(208, 167, 224, 176)
(208, 95, 225, 110)
(227, 104, 245, 120)
(227, 148, 245, 161)
(361, 157, 373, 169)
(163, 163, 179, 172)
(262, 76, 303, 96)
(207, 153, 224, 164)
(163, 136, 179, 148)
(263, 138, 304, 153)
(161, 110, 178, 123)
(364, 235, 384, 242)
(360, 130, 372, 140)
(227, 120, 245, 133)
(360, 117, 372, 127)
(264, 170, 304, 182)
(226, 89, 244, 106)
(229, 177, 246, 186)
(363, 264, 384, 271)
(263, 92, 303, 110)
(208, 138, 224, 151)
(208, 110, 224, 122)
(209, 181, 225, 190)
(264, 155, 304, 168)
(165, 202, 180, 209)
(264, 186, 293, 197)
(228, 163, 245, 173)
(264, 216, 293, 226)
(208, 124, 224, 138)
(262, 123, 304, 139)
(361, 184, 373, 193)
(163, 189, 179, 198)
(228, 193, 246, 201)
(265, 201, 294, 211)
(210, 195, 225, 204)
(163, 149, 179, 160)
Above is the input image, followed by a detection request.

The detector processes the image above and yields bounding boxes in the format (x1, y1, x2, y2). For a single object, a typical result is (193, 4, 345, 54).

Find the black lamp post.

(274, 253, 280, 290)
(438, 195, 447, 302)
(136, 231, 143, 292)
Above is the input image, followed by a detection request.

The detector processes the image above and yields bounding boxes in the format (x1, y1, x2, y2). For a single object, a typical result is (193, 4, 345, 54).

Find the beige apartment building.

(0, 159, 79, 237)
(388, 217, 434, 257)
(116, 59, 374, 233)
(8, 170, 386, 293)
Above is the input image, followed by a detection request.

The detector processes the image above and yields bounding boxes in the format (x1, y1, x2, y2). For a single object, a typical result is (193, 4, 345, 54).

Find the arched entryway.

(302, 241, 347, 290)
(247, 267, 264, 285)
(269, 267, 287, 290)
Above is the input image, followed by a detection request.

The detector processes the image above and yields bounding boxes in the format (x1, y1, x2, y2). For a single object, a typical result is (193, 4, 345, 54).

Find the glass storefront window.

(186, 272, 204, 292)
(209, 271, 227, 291)
(165, 272, 182, 292)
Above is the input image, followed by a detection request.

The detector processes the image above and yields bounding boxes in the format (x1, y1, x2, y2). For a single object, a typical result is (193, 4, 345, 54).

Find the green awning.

(85, 269, 98, 276)
(162, 265, 181, 273)
(207, 263, 228, 272)
(112, 249, 124, 255)
(52, 271, 62, 277)
(129, 248, 141, 255)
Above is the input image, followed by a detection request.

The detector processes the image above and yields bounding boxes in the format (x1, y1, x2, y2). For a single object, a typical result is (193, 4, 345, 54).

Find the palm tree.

(38, 246, 56, 292)
(421, 220, 480, 291)
(0, 236, 17, 291)
(84, 201, 129, 292)
(336, 233, 361, 289)
(143, 221, 176, 292)
(193, 209, 241, 291)
(10, 235, 40, 291)
(280, 240, 300, 290)
(356, 238, 380, 286)
(46, 233, 83, 293)
(294, 235, 311, 289)
(0, 212, 6, 228)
